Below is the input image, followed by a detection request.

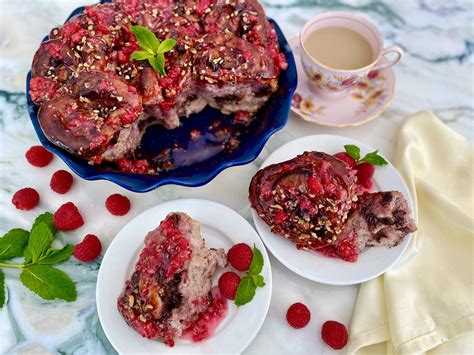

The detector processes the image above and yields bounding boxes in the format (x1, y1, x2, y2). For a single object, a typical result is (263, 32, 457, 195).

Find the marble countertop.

(0, 1, 472, 354)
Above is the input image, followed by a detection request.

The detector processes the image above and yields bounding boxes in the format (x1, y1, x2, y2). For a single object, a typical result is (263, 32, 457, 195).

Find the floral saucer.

(289, 37, 396, 127)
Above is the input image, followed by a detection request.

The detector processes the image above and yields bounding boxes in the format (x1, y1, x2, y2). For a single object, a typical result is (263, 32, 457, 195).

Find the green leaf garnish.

(0, 270, 5, 308)
(360, 150, 389, 166)
(344, 144, 361, 161)
(234, 276, 257, 307)
(27, 222, 53, 263)
(130, 25, 176, 76)
(37, 245, 74, 265)
(0, 229, 29, 260)
(0, 211, 77, 307)
(157, 38, 177, 54)
(32, 212, 56, 235)
(233, 245, 266, 307)
(130, 25, 160, 53)
(20, 265, 76, 302)
(248, 244, 264, 275)
(130, 51, 154, 62)
(342, 144, 388, 167)
(251, 274, 265, 288)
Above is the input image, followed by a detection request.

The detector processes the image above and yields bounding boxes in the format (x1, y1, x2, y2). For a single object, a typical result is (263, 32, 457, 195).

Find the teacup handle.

(371, 45, 403, 71)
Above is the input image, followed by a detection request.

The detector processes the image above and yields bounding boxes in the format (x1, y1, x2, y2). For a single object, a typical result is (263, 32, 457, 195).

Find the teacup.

(299, 12, 403, 97)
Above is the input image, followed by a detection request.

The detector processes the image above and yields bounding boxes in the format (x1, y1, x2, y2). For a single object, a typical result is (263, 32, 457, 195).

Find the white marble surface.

(0, 0, 472, 354)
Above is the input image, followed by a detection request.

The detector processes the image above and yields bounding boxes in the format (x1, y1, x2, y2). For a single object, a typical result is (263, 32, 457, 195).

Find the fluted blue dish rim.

(26, 3, 297, 193)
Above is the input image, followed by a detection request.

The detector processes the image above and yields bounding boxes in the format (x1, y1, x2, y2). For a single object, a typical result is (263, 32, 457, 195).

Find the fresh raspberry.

(53, 202, 84, 231)
(105, 194, 131, 216)
(227, 243, 253, 271)
(25, 145, 53, 167)
(274, 209, 288, 225)
(355, 162, 375, 188)
(50, 170, 74, 194)
(286, 302, 311, 329)
(12, 188, 40, 210)
(218, 272, 241, 300)
(334, 152, 356, 168)
(321, 320, 349, 350)
(307, 176, 324, 195)
(74, 234, 102, 262)
(336, 238, 358, 262)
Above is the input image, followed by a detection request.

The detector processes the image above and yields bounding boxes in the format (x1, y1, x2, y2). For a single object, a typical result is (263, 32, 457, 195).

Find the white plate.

(251, 135, 414, 286)
(97, 199, 272, 354)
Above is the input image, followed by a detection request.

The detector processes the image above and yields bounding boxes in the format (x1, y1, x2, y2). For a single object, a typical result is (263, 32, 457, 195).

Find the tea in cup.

(299, 12, 403, 96)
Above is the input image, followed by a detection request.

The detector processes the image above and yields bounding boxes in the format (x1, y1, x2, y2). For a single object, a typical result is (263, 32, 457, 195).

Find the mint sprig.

(344, 144, 388, 166)
(130, 25, 176, 76)
(234, 245, 266, 307)
(0, 212, 76, 308)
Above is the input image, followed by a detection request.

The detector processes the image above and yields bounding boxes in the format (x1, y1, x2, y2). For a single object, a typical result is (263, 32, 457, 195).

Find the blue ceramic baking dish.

(26, 2, 297, 192)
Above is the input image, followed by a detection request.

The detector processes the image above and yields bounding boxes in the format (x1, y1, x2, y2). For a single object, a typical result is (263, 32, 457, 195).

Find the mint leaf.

(20, 265, 76, 302)
(130, 25, 160, 53)
(248, 245, 264, 275)
(24, 248, 32, 265)
(130, 51, 154, 61)
(28, 223, 53, 263)
(148, 54, 165, 76)
(37, 245, 74, 265)
(360, 150, 389, 166)
(344, 144, 361, 161)
(157, 38, 176, 53)
(0, 270, 5, 308)
(251, 274, 265, 288)
(0, 229, 29, 260)
(234, 276, 257, 307)
(32, 212, 56, 235)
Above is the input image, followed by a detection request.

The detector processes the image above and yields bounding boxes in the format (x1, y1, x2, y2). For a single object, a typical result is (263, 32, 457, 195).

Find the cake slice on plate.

(117, 212, 226, 346)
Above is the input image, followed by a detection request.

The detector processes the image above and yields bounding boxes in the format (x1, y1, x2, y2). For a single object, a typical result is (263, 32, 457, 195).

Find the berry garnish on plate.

(233, 244, 266, 307)
(50, 170, 74, 194)
(334, 144, 388, 190)
(218, 271, 241, 300)
(286, 302, 311, 329)
(53, 202, 84, 231)
(25, 145, 53, 167)
(12, 188, 40, 210)
(105, 194, 131, 216)
(227, 243, 253, 271)
(74, 234, 102, 262)
(321, 320, 349, 350)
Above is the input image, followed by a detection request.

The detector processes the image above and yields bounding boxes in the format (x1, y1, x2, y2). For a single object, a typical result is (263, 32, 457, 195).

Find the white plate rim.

(251, 134, 415, 286)
(97, 198, 272, 354)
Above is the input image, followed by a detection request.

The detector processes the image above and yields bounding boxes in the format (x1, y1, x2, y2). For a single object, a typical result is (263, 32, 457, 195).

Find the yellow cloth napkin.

(348, 112, 474, 354)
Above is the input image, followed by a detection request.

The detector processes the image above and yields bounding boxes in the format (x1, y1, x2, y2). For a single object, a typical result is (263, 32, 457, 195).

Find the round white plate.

(97, 199, 272, 354)
(251, 135, 414, 285)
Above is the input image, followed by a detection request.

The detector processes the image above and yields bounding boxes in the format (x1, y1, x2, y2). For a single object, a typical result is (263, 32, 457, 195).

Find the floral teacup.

(300, 12, 403, 97)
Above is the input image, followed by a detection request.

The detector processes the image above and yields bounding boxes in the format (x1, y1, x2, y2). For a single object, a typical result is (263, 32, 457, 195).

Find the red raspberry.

(12, 188, 40, 210)
(25, 145, 53, 167)
(227, 243, 253, 271)
(218, 272, 241, 300)
(286, 302, 311, 329)
(53, 202, 84, 231)
(334, 152, 356, 168)
(105, 194, 131, 216)
(74, 234, 102, 262)
(321, 320, 349, 350)
(307, 176, 324, 195)
(355, 162, 375, 188)
(50, 170, 74, 194)
(274, 209, 288, 225)
(336, 238, 358, 262)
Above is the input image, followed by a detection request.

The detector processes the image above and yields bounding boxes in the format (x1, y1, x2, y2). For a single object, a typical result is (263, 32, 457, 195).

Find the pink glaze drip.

(181, 287, 228, 343)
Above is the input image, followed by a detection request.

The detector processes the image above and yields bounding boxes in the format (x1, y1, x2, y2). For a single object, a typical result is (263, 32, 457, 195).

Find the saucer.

(289, 37, 396, 127)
